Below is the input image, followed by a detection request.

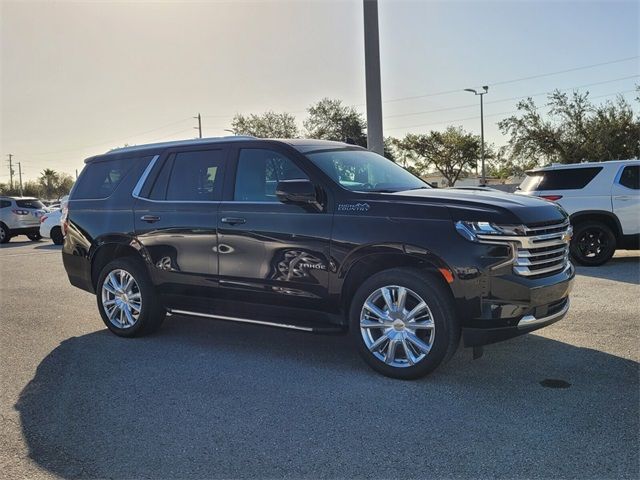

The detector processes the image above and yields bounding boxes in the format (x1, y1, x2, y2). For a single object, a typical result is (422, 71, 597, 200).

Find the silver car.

(0, 196, 47, 244)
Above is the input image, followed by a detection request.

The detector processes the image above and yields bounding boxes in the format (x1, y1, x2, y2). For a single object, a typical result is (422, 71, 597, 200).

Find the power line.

(385, 88, 636, 131)
(384, 74, 639, 120)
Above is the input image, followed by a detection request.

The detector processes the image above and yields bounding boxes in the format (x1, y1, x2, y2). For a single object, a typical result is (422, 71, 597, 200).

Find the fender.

(569, 210, 622, 238)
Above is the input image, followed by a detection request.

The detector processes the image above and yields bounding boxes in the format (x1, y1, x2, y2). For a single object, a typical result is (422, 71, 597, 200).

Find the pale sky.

(1, 0, 638, 180)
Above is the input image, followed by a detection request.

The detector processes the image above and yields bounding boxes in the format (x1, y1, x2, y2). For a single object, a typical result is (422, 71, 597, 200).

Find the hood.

(385, 187, 568, 225)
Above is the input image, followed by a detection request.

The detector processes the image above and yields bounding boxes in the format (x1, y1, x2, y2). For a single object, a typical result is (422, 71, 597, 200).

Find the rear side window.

(619, 165, 639, 190)
(15, 199, 44, 209)
(234, 149, 307, 202)
(0, 200, 12, 208)
(73, 157, 146, 199)
(519, 167, 603, 192)
(150, 149, 225, 201)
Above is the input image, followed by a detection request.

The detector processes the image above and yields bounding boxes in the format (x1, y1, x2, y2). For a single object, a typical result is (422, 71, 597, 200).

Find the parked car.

(0, 196, 46, 243)
(40, 210, 64, 244)
(516, 160, 639, 266)
(63, 137, 574, 379)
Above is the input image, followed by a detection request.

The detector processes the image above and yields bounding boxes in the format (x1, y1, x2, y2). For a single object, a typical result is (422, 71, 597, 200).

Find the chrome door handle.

(221, 217, 246, 225)
(140, 215, 160, 223)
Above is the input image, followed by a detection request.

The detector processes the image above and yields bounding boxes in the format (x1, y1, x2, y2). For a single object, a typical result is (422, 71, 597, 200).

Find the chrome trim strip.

(516, 253, 567, 267)
(517, 298, 570, 329)
(167, 309, 315, 332)
(513, 262, 567, 276)
(517, 246, 567, 258)
(132, 155, 160, 198)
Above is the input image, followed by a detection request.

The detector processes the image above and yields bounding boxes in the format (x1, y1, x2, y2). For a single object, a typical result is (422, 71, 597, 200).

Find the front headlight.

(455, 221, 525, 242)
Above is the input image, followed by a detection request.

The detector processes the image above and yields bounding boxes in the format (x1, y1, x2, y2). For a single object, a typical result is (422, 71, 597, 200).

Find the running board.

(167, 308, 345, 334)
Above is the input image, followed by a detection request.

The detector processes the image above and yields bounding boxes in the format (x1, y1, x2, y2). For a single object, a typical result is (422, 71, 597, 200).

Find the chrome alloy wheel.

(360, 285, 435, 368)
(101, 269, 142, 329)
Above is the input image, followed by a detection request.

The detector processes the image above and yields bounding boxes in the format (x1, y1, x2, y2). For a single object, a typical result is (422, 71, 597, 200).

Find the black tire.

(0, 224, 10, 244)
(349, 268, 460, 380)
(27, 232, 42, 241)
(50, 226, 64, 245)
(96, 257, 166, 337)
(570, 221, 616, 266)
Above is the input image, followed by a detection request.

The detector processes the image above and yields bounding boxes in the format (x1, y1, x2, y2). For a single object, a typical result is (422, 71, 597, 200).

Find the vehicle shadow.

(575, 254, 640, 285)
(34, 243, 62, 251)
(0, 239, 38, 249)
(14, 315, 639, 479)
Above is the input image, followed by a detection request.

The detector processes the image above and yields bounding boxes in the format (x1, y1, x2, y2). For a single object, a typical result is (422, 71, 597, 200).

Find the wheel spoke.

(406, 332, 431, 353)
(123, 305, 135, 325)
(368, 333, 389, 352)
(103, 299, 116, 307)
(107, 272, 121, 291)
(407, 318, 434, 330)
(122, 274, 134, 293)
(406, 301, 428, 322)
(361, 319, 387, 329)
(402, 338, 417, 365)
(396, 287, 407, 312)
(364, 301, 388, 321)
(385, 338, 398, 364)
(381, 287, 395, 312)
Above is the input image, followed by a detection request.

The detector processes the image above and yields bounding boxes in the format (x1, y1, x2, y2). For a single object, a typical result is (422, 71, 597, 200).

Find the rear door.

(217, 143, 333, 311)
(612, 164, 640, 234)
(133, 145, 227, 309)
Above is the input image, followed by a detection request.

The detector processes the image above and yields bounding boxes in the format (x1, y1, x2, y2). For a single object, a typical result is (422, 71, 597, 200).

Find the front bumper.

(463, 296, 570, 346)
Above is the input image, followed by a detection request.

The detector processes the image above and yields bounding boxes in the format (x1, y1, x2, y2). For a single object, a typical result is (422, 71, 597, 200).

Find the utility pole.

(194, 113, 202, 138)
(6, 154, 14, 189)
(363, 0, 384, 155)
(75, 169, 78, 180)
(18, 162, 23, 196)
(464, 86, 489, 185)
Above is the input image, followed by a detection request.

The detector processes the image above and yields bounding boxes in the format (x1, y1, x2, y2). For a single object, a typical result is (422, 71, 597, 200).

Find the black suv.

(63, 137, 574, 379)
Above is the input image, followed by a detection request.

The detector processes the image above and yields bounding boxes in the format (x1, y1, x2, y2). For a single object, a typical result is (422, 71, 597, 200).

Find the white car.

(39, 195, 68, 245)
(516, 159, 639, 265)
(0, 196, 47, 243)
(39, 209, 64, 245)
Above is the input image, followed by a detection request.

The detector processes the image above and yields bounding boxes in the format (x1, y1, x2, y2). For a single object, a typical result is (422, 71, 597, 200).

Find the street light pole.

(464, 86, 489, 185)
(363, 0, 384, 155)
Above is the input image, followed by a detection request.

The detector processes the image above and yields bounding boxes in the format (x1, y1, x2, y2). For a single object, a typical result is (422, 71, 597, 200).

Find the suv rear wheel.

(96, 257, 166, 337)
(50, 226, 64, 245)
(349, 268, 459, 380)
(570, 221, 616, 266)
(0, 224, 10, 244)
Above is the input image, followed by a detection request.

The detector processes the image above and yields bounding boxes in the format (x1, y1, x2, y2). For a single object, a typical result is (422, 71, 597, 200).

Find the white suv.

(0, 196, 48, 243)
(517, 159, 639, 265)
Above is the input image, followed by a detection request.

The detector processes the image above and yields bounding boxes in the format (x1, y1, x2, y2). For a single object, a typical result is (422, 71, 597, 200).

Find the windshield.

(306, 149, 428, 193)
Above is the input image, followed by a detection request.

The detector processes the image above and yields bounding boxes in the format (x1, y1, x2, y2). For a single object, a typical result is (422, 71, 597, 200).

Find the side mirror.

(275, 179, 317, 205)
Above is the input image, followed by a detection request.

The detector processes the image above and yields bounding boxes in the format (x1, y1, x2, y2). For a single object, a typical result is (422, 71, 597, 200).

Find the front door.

(134, 146, 227, 309)
(217, 145, 332, 311)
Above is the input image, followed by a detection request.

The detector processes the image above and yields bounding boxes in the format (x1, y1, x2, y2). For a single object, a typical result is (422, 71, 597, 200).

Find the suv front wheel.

(349, 268, 460, 380)
(570, 221, 616, 266)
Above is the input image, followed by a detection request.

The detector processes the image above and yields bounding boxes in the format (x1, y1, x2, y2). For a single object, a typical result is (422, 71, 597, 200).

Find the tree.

(304, 98, 367, 146)
(397, 126, 481, 186)
(230, 111, 299, 138)
(39, 169, 60, 199)
(499, 90, 640, 165)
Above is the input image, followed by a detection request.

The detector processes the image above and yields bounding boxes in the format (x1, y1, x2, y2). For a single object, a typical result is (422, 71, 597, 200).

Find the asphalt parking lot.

(1, 240, 638, 479)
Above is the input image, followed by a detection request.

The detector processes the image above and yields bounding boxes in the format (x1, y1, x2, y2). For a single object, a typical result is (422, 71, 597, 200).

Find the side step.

(167, 308, 346, 334)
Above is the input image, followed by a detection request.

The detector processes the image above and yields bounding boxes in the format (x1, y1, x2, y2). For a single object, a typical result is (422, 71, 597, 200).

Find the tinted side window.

(234, 149, 308, 202)
(0, 200, 12, 208)
(74, 156, 150, 199)
(619, 165, 639, 190)
(165, 149, 224, 201)
(148, 155, 174, 200)
(16, 199, 44, 209)
(522, 167, 603, 191)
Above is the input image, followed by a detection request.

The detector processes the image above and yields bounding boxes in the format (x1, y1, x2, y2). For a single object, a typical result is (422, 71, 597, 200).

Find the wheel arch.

(339, 244, 455, 314)
(89, 235, 148, 290)
(570, 211, 622, 241)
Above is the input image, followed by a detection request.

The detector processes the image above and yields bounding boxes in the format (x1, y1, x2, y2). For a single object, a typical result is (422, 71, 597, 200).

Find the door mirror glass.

(276, 180, 317, 205)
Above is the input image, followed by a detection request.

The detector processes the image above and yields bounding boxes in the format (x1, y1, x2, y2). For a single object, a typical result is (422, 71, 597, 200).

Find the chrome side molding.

(167, 308, 315, 332)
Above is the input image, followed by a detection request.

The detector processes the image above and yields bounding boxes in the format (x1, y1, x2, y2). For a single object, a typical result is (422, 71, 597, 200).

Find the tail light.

(12, 209, 30, 215)
(40, 215, 49, 223)
(540, 195, 563, 201)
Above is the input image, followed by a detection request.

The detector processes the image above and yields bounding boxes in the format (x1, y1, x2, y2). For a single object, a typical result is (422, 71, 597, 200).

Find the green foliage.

(230, 111, 299, 138)
(303, 98, 367, 146)
(396, 126, 481, 186)
(499, 90, 640, 165)
(0, 169, 73, 199)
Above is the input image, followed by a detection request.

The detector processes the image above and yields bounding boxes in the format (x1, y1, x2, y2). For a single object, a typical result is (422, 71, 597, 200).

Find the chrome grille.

(513, 220, 572, 277)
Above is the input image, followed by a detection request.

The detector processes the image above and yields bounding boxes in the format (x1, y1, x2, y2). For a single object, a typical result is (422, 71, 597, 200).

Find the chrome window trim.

(131, 154, 160, 199)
